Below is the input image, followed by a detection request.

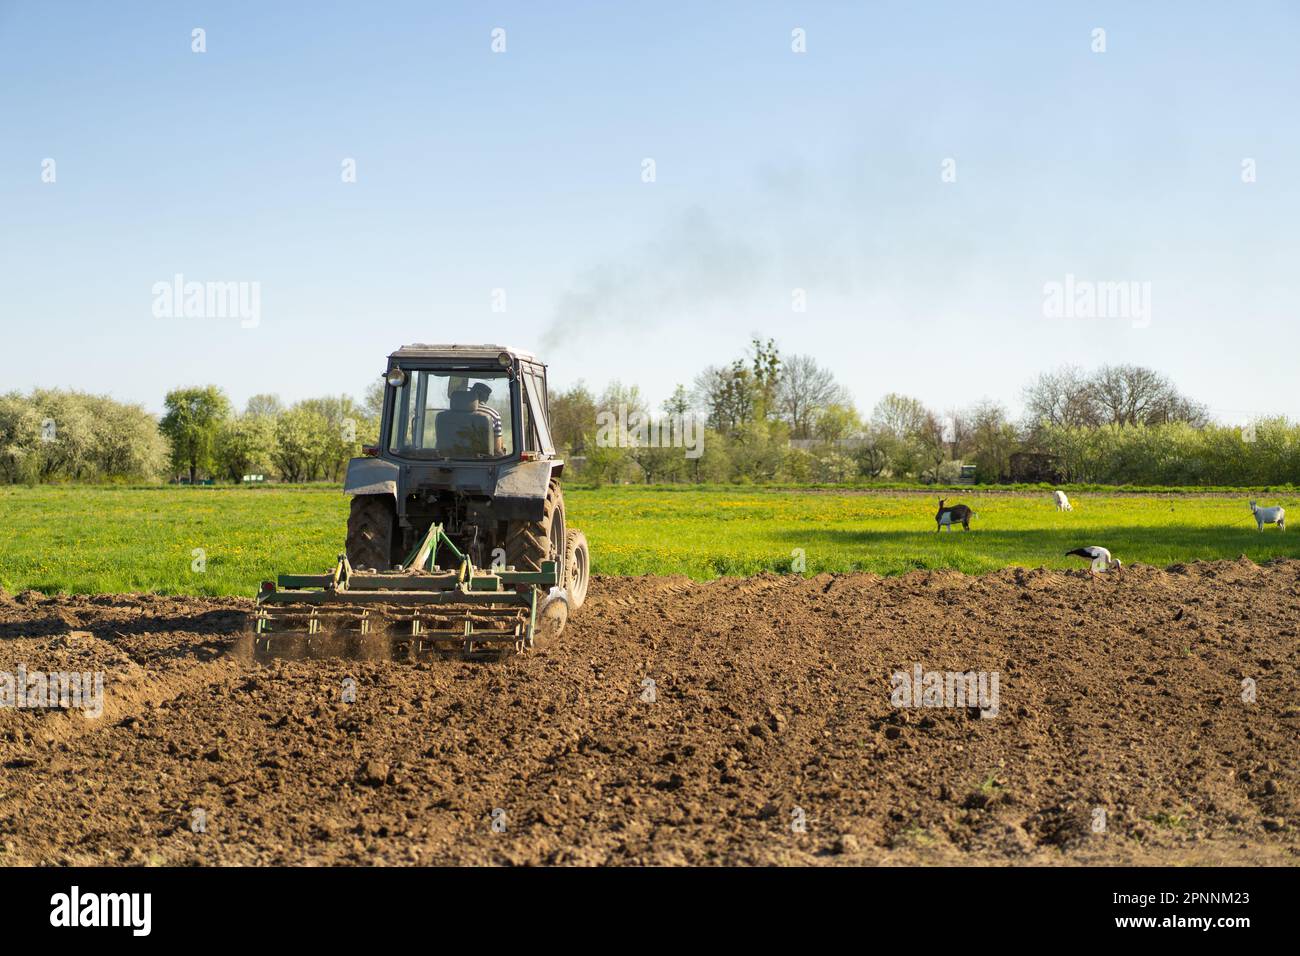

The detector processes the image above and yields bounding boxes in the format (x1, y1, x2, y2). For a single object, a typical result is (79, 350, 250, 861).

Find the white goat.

(1250, 500, 1285, 531)
(1054, 490, 1073, 511)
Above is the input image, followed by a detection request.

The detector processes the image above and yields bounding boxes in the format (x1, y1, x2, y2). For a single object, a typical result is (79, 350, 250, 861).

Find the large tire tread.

(504, 479, 564, 576)
(346, 495, 399, 571)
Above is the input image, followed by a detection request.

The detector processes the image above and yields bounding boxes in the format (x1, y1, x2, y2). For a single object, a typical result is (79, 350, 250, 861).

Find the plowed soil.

(1, 560, 1297, 866)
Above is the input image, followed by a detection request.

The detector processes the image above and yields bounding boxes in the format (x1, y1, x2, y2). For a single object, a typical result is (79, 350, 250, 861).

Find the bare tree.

(1092, 364, 1207, 427)
(1022, 365, 1098, 430)
(1165, 393, 1210, 428)
(943, 406, 973, 459)
(915, 411, 950, 481)
(1025, 364, 1206, 433)
(776, 354, 851, 439)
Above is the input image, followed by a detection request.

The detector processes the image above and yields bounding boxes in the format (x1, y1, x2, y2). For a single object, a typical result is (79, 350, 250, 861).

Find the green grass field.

(2, 484, 1298, 596)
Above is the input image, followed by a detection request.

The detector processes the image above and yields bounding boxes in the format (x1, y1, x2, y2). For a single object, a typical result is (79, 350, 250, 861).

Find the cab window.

(388, 369, 514, 459)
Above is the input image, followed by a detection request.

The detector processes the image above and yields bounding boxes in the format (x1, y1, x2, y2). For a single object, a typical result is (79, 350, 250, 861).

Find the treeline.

(0, 390, 167, 483)
(0, 386, 379, 485)
(549, 340, 1299, 487)
(4, 342, 1297, 487)
(159, 386, 378, 484)
(1037, 421, 1300, 486)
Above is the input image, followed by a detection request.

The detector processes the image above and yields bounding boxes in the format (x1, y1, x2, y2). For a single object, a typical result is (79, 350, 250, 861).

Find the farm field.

(2, 484, 1297, 867)
(2, 484, 1300, 596)
(1, 561, 1296, 865)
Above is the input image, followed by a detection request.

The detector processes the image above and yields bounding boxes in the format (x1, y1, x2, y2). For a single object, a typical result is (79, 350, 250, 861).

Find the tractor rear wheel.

(563, 529, 590, 610)
(346, 495, 400, 571)
(503, 479, 565, 581)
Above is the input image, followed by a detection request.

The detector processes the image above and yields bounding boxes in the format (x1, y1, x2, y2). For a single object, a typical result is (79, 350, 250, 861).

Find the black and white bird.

(1066, 546, 1122, 578)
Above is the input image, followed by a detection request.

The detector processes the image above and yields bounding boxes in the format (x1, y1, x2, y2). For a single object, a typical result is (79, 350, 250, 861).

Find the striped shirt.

(479, 403, 503, 439)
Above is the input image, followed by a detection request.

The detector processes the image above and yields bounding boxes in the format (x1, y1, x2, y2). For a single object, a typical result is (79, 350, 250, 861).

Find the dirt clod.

(834, 834, 861, 855)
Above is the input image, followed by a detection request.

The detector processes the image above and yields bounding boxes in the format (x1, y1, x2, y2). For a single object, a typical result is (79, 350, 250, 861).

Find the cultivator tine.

(249, 532, 556, 662)
(253, 596, 532, 661)
(250, 605, 383, 657)
(391, 605, 530, 660)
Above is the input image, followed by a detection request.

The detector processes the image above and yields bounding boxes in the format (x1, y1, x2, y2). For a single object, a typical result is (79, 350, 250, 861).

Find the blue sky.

(2, 1, 1296, 423)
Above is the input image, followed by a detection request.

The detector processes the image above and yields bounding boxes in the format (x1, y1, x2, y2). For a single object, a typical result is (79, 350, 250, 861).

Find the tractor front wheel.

(563, 529, 590, 610)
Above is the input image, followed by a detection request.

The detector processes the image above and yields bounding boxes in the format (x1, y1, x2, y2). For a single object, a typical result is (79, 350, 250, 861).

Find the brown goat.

(935, 498, 973, 531)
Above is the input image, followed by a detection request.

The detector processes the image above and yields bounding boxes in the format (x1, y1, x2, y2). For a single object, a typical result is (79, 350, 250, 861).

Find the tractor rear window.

(388, 370, 514, 459)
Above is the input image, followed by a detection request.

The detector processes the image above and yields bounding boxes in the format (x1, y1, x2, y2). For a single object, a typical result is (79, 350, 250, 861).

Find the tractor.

(250, 344, 590, 659)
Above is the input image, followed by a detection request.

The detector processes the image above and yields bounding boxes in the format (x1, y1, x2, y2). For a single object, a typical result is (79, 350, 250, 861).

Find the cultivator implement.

(252, 523, 565, 661)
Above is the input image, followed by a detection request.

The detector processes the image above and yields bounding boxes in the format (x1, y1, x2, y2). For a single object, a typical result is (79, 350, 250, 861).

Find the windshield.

(387, 369, 515, 459)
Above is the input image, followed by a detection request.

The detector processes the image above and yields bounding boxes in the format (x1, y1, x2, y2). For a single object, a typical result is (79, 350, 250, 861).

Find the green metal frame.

(253, 522, 557, 658)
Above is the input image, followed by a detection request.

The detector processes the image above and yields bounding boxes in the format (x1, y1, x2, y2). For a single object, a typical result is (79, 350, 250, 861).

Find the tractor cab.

(380, 345, 555, 464)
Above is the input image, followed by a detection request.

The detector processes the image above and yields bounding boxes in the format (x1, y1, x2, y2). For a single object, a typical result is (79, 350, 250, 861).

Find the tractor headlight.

(497, 351, 512, 367)
(385, 368, 407, 388)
